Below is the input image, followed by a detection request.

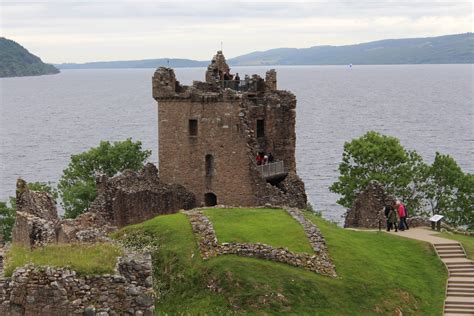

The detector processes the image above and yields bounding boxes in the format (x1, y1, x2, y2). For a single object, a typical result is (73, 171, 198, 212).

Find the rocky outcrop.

(344, 181, 396, 229)
(184, 208, 336, 277)
(89, 163, 196, 228)
(0, 251, 154, 315)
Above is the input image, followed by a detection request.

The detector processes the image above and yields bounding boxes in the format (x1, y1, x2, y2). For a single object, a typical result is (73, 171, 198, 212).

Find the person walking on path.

(396, 200, 408, 231)
(384, 205, 398, 232)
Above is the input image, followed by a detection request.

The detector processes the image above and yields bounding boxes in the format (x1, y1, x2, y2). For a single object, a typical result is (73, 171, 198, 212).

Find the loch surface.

(1, 65, 472, 222)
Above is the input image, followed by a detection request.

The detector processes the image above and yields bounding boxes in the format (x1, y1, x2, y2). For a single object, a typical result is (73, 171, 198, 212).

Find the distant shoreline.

(54, 32, 473, 70)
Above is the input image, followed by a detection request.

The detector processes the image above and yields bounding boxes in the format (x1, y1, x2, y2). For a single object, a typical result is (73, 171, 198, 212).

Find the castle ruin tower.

(152, 51, 307, 208)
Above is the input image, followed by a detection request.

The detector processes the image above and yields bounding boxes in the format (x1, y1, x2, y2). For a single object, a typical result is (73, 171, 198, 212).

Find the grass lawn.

(436, 232, 474, 260)
(4, 243, 122, 277)
(113, 209, 447, 315)
(202, 208, 313, 253)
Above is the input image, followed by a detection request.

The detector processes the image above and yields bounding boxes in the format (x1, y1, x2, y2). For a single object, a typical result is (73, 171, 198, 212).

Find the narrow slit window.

(189, 119, 198, 136)
(205, 154, 214, 176)
(257, 119, 265, 138)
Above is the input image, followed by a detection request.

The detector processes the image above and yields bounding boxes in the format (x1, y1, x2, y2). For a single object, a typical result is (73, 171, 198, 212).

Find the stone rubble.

(184, 208, 337, 278)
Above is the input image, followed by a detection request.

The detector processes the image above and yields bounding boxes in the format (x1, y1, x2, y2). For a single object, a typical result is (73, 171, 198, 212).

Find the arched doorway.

(204, 192, 217, 206)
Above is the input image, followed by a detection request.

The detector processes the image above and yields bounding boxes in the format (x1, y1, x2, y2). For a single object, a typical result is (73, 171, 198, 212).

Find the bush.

(331, 131, 472, 228)
(58, 139, 151, 219)
(329, 131, 426, 211)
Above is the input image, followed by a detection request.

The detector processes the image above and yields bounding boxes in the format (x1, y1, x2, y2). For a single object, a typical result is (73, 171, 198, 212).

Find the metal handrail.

(218, 80, 256, 92)
(256, 161, 286, 178)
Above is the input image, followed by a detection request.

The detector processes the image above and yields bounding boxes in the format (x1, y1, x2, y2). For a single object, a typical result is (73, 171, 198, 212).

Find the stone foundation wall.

(184, 208, 336, 277)
(0, 251, 154, 315)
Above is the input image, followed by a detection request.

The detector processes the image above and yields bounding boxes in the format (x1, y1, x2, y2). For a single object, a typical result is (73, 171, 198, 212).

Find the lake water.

(1, 65, 473, 223)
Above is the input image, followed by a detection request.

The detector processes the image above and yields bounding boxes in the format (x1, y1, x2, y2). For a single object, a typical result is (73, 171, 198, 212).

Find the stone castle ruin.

(153, 51, 307, 208)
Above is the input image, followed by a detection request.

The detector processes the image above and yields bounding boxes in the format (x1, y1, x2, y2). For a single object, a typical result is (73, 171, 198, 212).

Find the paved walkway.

(387, 228, 474, 316)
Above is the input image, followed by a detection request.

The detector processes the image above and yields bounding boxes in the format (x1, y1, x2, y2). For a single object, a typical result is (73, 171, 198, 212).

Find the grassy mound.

(4, 243, 122, 277)
(203, 208, 313, 253)
(436, 232, 474, 260)
(113, 209, 447, 315)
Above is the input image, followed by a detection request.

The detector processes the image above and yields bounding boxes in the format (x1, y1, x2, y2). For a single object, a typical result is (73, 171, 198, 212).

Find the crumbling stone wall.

(89, 163, 196, 228)
(344, 181, 396, 229)
(0, 251, 154, 315)
(12, 164, 196, 247)
(12, 179, 61, 247)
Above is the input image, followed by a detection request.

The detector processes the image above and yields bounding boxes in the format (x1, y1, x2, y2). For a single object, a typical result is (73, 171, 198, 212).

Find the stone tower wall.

(245, 91, 297, 172)
(158, 99, 257, 206)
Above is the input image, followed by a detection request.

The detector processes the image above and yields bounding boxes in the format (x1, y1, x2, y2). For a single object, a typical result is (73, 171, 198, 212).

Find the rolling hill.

(55, 32, 474, 69)
(0, 38, 59, 78)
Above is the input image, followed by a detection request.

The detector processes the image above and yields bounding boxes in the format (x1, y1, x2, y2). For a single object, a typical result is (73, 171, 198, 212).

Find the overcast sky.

(1, 0, 472, 63)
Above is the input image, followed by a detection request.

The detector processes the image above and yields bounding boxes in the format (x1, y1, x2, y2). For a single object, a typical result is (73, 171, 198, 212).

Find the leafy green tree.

(330, 131, 427, 212)
(0, 198, 15, 242)
(58, 139, 151, 219)
(422, 152, 473, 228)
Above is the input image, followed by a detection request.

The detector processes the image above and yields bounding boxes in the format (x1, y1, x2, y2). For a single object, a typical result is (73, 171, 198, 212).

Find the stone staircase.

(434, 242, 474, 315)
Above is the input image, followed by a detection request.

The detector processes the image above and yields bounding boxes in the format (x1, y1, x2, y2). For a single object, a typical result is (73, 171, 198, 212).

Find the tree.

(0, 199, 15, 242)
(329, 131, 427, 211)
(58, 139, 151, 219)
(422, 152, 473, 228)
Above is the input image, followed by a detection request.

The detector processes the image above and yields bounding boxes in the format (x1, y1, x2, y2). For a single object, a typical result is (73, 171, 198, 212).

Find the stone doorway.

(204, 193, 217, 206)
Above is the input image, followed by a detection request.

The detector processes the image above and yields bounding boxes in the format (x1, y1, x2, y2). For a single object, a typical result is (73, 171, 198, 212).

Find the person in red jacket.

(396, 200, 409, 231)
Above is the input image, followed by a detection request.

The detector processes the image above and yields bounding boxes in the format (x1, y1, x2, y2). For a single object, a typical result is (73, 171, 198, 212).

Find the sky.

(1, 0, 473, 63)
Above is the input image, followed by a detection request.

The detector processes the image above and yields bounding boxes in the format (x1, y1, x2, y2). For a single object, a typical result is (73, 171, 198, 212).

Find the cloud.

(1, 0, 472, 62)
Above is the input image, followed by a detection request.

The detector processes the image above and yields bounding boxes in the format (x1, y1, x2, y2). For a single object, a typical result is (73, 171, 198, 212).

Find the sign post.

(429, 214, 444, 231)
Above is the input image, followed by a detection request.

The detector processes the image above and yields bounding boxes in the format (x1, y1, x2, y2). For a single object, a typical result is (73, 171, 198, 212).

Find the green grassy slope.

(4, 243, 122, 277)
(113, 209, 446, 315)
(203, 208, 313, 253)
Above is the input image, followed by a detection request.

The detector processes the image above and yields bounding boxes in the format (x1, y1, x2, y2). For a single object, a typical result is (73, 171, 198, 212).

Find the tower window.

(205, 154, 214, 176)
(189, 119, 198, 136)
(257, 119, 265, 138)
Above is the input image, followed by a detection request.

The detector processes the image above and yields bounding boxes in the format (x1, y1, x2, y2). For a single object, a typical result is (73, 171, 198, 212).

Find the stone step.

(449, 281, 474, 285)
(439, 251, 466, 255)
(441, 255, 468, 259)
(444, 310, 474, 315)
(444, 305, 474, 313)
(449, 285, 474, 289)
(445, 301, 474, 306)
(448, 289, 474, 294)
(435, 243, 462, 246)
(450, 274, 474, 278)
(447, 262, 474, 266)
(437, 246, 464, 250)
(450, 270, 474, 274)
(447, 292, 474, 297)
(449, 265, 474, 269)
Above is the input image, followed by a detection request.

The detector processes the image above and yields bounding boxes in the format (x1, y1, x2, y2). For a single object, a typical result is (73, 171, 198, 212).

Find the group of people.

(256, 152, 274, 165)
(384, 200, 409, 232)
